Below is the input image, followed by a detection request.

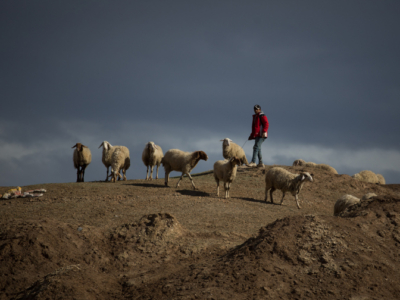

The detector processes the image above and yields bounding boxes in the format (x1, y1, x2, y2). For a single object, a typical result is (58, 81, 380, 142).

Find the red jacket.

(249, 112, 269, 140)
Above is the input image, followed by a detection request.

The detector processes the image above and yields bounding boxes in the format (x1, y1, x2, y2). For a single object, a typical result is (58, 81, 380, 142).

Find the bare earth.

(1, 165, 400, 300)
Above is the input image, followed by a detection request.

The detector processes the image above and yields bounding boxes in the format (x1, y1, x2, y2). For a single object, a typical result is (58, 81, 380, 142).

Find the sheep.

(213, 157, 242, 198)
(292, 159, 306, 166)
(376, 174, 386, 184)
(264, 167, 313, 209)
(333, 193, 378, 216)
(361, 192, 377, 200)
(98, 141, 126, 181)
(352, 170, 379, 184)
(292, 159, 338, 174)
(333, 194, 360, 216)
(98, 141, 114, 181)
(142, 142, 164, 180)
(221, 138, 248, 165)
(315, 163, 338, 174)
(162, 149, 208, 189)
(108, 146, 131, 183)
(72, 143, 92, 182)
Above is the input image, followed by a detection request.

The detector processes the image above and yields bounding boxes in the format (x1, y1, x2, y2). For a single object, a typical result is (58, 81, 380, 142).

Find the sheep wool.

(376, 174, 386, 185)
(352, 170, 380, 184)
(315, 164, 338, 174)
(361, 193, 377, 200)
(333, 194, 360, 216)
(72, 143, 92, 182)
(162, 149, 208, 189)
(98, 141, 114, 181)
(221, 138, 248, 165)
(142, 141, 164, 180)
(213, 157, 241, 199)
(109, 146, 131, 183)
(265, 167, 313, 209)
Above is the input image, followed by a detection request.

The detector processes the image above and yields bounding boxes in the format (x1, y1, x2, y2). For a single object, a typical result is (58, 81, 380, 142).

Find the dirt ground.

(1, 165, 400, 300)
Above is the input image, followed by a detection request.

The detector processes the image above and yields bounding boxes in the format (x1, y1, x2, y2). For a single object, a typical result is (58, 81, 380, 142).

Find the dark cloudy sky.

(1, 0, 399, 187)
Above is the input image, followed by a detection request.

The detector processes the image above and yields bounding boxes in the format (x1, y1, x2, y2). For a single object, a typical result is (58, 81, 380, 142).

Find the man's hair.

(254, 104, 261, 110)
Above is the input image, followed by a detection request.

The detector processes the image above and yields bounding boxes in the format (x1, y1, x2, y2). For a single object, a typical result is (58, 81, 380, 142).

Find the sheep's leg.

(226, 182, 230, 199)
(105, 167, 109, 182)
(270, 188, 276, 203)
(165, 171, 170, 187)
(122, 168, 127, 181)
(176, 174, 184, 188)
(81, 165, 87, 182)
(265, 187, 269, 202)
(156, 165, 159, 179)
(150, 166, 154, 180)
(295, 194, 301, 209)
(216, 179, 219, 197)
(187, 173, 196, 190)
(280, 192, 286, 205)
(146, 166, 149, 180)
(76, 167, 81, 182)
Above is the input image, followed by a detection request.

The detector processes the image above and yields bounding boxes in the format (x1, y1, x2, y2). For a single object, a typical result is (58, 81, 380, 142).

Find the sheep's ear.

(72, 144, 77, 148)
(98, 142, 103, 149)
(301, 174, 305, 181)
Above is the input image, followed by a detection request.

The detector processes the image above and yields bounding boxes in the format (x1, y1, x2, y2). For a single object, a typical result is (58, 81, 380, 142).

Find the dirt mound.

(111, 213, 186, 249)
(1, 166, 400, 299)
(125, 197, 400, 299)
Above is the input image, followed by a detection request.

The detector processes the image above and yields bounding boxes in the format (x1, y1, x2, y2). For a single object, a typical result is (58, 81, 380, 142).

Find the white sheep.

(292, 159, 306, 166)
(376, 174, 386, 184)
(98, 141, 114, 181)
(162, 149, 208, 189)
(108, 146, 131, 183)
(72, 143, 92, 182)
(142, 141, 164, 180)
(352, 170, 379, 184)
(213, 157, 242, 198)
(265, 167, 313, 209)
(221, 138, 248, 165)
(333, 193, 378, 216)
(292, 159, 338, 174)
(98, 141, 127, 181)
(333, 194, 360, 216)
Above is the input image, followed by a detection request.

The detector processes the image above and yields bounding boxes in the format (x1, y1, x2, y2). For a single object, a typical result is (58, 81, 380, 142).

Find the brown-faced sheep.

(72, 143, 92, 182)
(162, 149, 208, 189)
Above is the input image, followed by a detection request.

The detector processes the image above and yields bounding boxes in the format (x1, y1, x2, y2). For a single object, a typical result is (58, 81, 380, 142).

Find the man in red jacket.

(248, 104, 269, 167)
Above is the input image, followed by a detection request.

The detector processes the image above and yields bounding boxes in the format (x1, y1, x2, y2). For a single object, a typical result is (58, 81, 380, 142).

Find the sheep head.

(300, 172, 313, 182)
(220, 138, 232, 147)
(72, 143, 87, 152)
(195, 151, 208, 161)
(98, 141, 112, 150)
(147, 141, 157, 152)
(229, 156, 241, 166)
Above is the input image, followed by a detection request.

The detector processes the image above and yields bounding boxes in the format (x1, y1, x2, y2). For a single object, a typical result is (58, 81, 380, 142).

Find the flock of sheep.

(72, 139, 385, 215)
